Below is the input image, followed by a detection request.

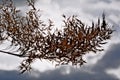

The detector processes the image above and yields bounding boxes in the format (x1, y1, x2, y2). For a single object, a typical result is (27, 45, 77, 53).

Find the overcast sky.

(0, 0, 120, 80)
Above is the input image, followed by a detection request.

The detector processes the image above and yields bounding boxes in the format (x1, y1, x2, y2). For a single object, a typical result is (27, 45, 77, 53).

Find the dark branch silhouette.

(0, 0, 113, 73)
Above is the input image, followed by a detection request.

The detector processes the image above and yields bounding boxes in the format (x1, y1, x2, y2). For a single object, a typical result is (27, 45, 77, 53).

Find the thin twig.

(0, 50, 27, 57)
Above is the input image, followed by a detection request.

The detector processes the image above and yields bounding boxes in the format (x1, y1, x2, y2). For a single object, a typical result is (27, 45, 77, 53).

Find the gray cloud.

(0, 67, 117, 80)
(92, 43, 120, 72)
(0, 0, 38, 6)
(0, 70, 33, 80)
(81, 0, 120, 4)
(32, 66, 117, 80)
(0, 0, 25, 6)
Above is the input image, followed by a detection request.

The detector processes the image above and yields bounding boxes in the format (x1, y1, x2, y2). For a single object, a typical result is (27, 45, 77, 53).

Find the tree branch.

(0, 50, 27, 57)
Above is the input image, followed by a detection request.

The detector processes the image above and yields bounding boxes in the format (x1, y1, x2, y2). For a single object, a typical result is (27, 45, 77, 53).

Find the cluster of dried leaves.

(0, 0, 113, 73)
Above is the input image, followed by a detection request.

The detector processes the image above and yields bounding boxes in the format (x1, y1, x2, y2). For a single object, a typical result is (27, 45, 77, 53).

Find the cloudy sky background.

(0, 0, 120, 80)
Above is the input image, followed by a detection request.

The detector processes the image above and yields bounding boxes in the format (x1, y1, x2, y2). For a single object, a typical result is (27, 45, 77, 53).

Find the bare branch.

(0, 50, 27, 57)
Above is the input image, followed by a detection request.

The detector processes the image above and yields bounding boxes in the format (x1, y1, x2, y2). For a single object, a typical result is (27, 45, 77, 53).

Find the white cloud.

(106, 66, 120, 79)
(31, 59, 56, 72)
(0, 53, 22, 70)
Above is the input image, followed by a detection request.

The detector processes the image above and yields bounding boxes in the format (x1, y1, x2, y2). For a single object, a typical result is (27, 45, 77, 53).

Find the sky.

(0, 0, 120, 80)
